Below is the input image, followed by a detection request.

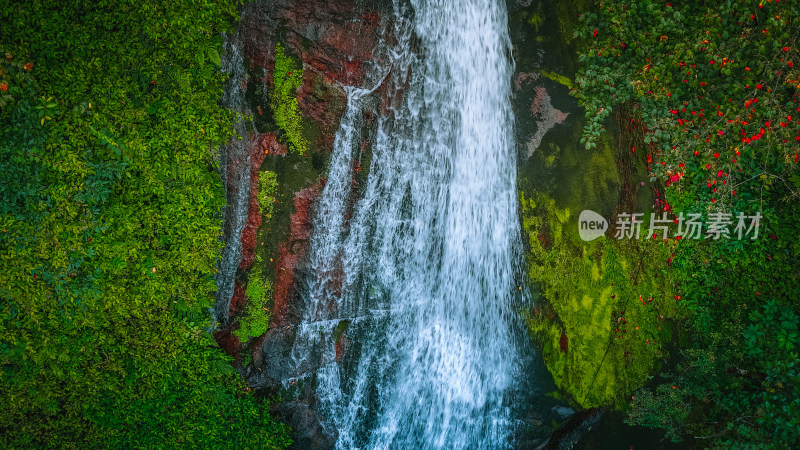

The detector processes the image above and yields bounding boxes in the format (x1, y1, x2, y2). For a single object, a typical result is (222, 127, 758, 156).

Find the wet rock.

(238, 0, 379, 87)
(297, 71, 347, 149)
(334, 334, 350, 363)
(551, 406, 575, 418)
(216, 0, 383, 441)
(213, 327, 243, 363)
(248, 326, 296, 390)
(538, 408, 605, 450)
(272, 180, 324, 328)
(274, 400, 338, 450)
(239, 133, 271, 272)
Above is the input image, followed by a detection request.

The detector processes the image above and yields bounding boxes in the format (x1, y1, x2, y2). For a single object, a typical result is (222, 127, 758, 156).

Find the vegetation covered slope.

(514, 0, 681, 412)
(570, 0, 800, 445)
(0, 1, 289, 447)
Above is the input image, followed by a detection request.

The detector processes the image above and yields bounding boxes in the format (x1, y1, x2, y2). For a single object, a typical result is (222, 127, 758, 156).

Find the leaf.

(207, 48, 221, 67)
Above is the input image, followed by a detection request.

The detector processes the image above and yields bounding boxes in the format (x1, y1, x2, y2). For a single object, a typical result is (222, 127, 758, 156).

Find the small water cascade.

(286, 0, 530, 447)
(215, 34, 251, 325)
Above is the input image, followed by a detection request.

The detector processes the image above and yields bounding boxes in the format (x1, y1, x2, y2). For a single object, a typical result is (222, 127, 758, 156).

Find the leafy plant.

(235, 271, 272, 343)
(271, 42, 307, 155)
(0, 1, 290, 447)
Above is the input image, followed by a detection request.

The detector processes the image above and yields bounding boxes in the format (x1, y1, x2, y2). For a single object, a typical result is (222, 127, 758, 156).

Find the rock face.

(270, 181, 323, 328)
(214, 0, 384, 447)
(274, 401, 338, 450)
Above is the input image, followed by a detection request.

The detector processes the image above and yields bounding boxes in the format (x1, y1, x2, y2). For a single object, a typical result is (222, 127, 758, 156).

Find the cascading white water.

(215, 35, 251, 325)
(292, 0, 526, 447)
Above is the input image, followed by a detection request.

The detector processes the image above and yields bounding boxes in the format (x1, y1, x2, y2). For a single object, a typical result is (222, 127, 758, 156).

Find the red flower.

(784, 47, 790, 52)
(713, 152, 720, 158)
(756, 84, 763, 89)
(23, 62, 33, 71)
(0, 83, 7, 92)
(593, 29, 598, 37)
(670, 110, 678, 114)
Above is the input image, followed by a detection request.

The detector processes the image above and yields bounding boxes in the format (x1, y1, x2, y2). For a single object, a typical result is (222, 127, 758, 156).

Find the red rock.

(238, 0, 379, 87)
(284, 4, 379, 86)
(271, 180, 324, 327)
(230, 282, 247, 317)
(296, 71, 346, 151)
(214, 328, 243, 361)
(259, 132, 286, 156)
(335, 335, 351, 362)
(239, 133, 271, 271)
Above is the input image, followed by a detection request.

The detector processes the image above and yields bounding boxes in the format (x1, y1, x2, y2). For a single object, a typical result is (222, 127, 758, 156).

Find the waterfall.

(215, 34, 251, 326)
(292, 0, 526, 447)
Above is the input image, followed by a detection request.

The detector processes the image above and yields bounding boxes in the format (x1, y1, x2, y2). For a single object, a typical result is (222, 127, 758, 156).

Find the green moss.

(527, 3, 545, 32)
(235, 270, 272, 343)
(540, 70, 575, 90)
(521, 188, 678, 408)
(333, 320, 350, 343)
(271, 42, 307, 155)
(554, 0, 588, 45)
(258, 170, 278, 218)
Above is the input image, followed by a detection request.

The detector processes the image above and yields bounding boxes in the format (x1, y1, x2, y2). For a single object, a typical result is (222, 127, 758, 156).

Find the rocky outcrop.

(538, 408, 605, 450)
(214, 0, 384, 446)
(239, 134, 280, 273)
(274, 400, 338, 450)
(238, 0, 380, 86)
(270, 181, 324, 328)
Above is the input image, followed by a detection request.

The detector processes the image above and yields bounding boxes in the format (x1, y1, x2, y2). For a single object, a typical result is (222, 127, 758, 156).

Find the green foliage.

(570, 1, 800, 444)
(521, 189, 677, 408)
(258, 169, 278, 218)
(235, 270, 272, 343)
(540, 70, 575, 90)
(0, 1, 290, 447)
(527, 3, 545, 32)
(627, 193, 800, 445)
(572, 0, 800, 203)
(271, 43, 307, 155)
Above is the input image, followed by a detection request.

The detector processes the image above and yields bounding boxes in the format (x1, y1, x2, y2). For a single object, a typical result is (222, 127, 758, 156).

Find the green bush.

(258, 170, 278, 218)
(271, 43, 307, 155)
(570, 0, 800, 445)
(0, 1, 290, 447)
(235, 270, 272, 343)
